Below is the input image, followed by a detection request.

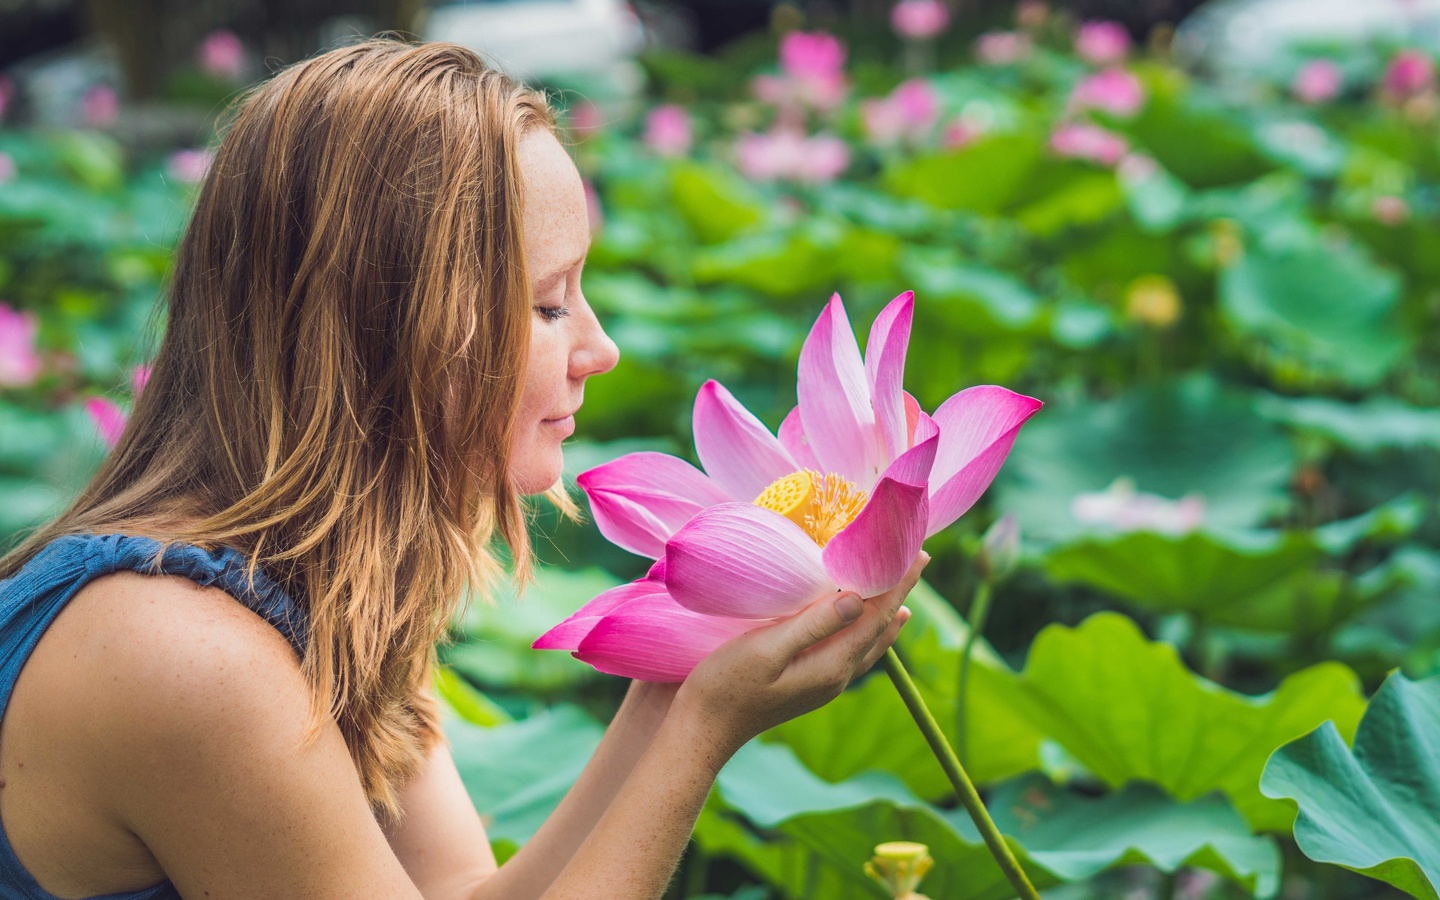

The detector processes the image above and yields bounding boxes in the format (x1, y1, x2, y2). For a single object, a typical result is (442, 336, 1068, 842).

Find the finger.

(761, 591, 865, 660)
(858, 606, 910, 673)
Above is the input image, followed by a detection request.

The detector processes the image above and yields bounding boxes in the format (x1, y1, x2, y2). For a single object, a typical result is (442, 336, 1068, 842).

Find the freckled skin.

(509, 131, 618, 495)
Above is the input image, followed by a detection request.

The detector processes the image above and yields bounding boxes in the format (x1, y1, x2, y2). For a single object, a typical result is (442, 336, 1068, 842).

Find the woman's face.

(511, 130, 619, 494)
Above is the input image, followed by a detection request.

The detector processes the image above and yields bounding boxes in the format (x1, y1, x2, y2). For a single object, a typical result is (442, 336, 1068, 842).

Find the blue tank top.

(0, 533, 308, 900)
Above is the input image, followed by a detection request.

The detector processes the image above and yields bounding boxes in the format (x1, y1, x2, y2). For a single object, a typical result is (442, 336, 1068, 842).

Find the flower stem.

(957, 579, 993, 769)
(882, 648, 1039, 900)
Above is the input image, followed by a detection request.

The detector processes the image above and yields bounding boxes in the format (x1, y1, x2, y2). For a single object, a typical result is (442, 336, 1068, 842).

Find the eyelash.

(535, 305, 571, 322)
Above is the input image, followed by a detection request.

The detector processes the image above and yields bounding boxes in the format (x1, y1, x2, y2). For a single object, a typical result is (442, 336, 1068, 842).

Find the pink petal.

(693, 380, 797, 501)
(822, 433, 936, 596)
(85, 397, 127, 449)
(532, 579, 666, 650)
(664, 503, 834, 619)
(904, 391, 922, 446)
(798, 294, 883, 487)
(864, 291, 914, 462)
(926, 386, 1043, 536)
(579, 451, 734, 558)
(778, 406, 822, 470)
(574, 591, 768, 682)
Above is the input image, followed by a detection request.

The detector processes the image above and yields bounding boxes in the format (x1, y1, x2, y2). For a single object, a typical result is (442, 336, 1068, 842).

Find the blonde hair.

(0, 38, 557, 818)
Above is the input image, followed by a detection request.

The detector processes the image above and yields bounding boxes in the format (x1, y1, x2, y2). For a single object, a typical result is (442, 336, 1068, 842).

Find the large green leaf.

(671, 162, 767, 244)
(704, 741, 1280, 899)
(1008, 613, 1366, 831)
(995, 377, 1295, 543)
(884, 133, 1042, 213)
(1219, 240, 1409, 388)
(447, 704, 603, 846)
(1262, 673, 1440, 899)
(1257, 395, 1440, 453)
(766, 579, 1042, 796)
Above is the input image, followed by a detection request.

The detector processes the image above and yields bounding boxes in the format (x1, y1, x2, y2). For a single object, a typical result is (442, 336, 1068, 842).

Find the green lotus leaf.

(884, 132, 1043, 214)
(1219, 239, 1408, 388)
(1257, 395, 1440, 454)
(1261, 673, 1440, 899)
(766, 579, 1042, 797)
(995, 376, 1295, 543)
(1008, 613, 1366, 831)
(703, 740, 1280, 899)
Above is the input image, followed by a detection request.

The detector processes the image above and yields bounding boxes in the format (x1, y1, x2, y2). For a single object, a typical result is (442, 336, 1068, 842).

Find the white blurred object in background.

(422, 0, 645, 96)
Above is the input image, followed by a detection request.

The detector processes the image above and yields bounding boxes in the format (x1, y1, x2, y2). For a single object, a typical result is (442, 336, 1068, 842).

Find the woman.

(0, 39, 918, 898)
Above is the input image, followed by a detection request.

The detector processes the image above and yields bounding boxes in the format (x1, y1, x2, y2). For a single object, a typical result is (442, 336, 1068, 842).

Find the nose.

(570, 300, 620, 381)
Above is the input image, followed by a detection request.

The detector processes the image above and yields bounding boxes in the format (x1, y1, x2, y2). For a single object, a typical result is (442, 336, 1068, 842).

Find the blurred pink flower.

(197, 29, 246, 80)
(1050, 122, 1129, 165)
(583, 179, 604, 235)
(891, 0, 949, 40)
(86, 397, 127, 449)
(643, 104, 693, 157)
(1075, 20, 1131, 66)
(1070, 68, 1145, 116)
(1372, 195, 1409, 225)
(1292, 60, 1342, 104)
(862, 78, 940, 146)
(1016, 0, 1049, 30)
(781, 31, 845, 81)
(167, 148, 214, 184)
(1384, 49, 1435, 98)
(1116, 152, 1160, 184)
(569, 101, 605, 138)
(1071, 478, 1205, 535)
(737, 128, 849, 182)
(0, 302, 42, 387)
(941, 118, 980, 149)
(83, 85, 118, 128)
(0, 152, 15, 185)
(975, 31, 1032, 65)
(131, 364, 152, 396)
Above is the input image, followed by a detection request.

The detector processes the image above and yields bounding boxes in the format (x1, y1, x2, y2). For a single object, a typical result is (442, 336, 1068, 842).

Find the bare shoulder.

(7, 571, 420, 898)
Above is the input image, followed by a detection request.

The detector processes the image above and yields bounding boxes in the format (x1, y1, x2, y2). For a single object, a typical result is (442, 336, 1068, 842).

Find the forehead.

(517, 131, 588, 278)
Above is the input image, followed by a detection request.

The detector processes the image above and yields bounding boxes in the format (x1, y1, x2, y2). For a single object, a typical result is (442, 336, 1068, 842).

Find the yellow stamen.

(754, 469, 868, 547)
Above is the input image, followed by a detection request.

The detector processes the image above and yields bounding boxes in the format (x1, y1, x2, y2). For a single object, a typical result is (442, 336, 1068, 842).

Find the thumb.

(768, 591, 864, 659)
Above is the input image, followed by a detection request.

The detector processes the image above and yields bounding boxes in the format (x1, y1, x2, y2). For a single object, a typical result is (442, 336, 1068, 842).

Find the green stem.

(882, 648, 1039, 900)
(957, 580, 993, 769)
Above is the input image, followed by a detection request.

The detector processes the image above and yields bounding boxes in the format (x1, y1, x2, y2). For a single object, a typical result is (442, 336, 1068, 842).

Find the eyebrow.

(535, 247, 590, 292)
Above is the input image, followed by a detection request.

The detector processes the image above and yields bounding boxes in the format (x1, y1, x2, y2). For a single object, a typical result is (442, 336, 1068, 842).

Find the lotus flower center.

(754, 469, 868, 548)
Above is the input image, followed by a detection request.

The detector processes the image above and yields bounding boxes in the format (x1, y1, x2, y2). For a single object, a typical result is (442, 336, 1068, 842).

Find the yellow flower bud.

(1124, 274, 1182, 329)
(864, 841, 934, 898)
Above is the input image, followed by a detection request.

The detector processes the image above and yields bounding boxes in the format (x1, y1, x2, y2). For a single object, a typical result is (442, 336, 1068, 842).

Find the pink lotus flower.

(1372, 195, 1409, 225)
(0, 152, 15, 185)
(131, 364, 152, 396)
(197, 29, 246, 80)
(583, 179, 604, 235)
(1293, 60, 1342, 104)
(1075, 20, 1130, 66)
(1069, 68, 1145, 117)
(167, 148, 214, 184)
(755, 31, 850, 112)
(736, 128, 849, 183)
(86, 397, 127, 449)
(975, 31, 1032, 66)
(891, 0, 949, 40)
(1050, 122, 1129, 166)
(1384, 50, 1435, 98)
(1071, 478, 1204, 535)
(82, 85, 118, 128)
(535, 292, 1041, 680)
(569, 101, 605, 138)
(0, 302, 42, 387)
(861, 78, 941, 146)
(643, 104, 693, 157)
(941, 118, 981, 149)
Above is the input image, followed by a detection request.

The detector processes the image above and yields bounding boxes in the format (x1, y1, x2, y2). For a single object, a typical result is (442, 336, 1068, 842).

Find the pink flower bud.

(1292, 60, 1342, 104)
(0, 302, 42, 387)
(166, 148, 214, 184)
(569, 101, 605, 138)
(1069, 68, 1145, 117)
(642, 104, 693, 157)
(131, 364, 152, 396)
(891, 0, 949, 40)
(1075, 20, 1131, 66)
(1372, 195, 1409, 225)
(86, 397, 127, 450)
(780, 31, 846, 81)
(197, 29, 246, 80)
(82, 85, 118, 128)
(1384, 50, 1435, 98)
(975, 31, 1032, 66)
(1050, 122, 1129, 166)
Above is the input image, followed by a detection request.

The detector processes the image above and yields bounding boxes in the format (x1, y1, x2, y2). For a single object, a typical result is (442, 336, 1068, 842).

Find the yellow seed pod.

(753, 471, 815, 530)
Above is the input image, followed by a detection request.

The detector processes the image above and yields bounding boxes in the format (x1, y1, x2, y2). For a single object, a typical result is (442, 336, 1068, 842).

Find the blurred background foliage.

(2, 0, 1439, 897)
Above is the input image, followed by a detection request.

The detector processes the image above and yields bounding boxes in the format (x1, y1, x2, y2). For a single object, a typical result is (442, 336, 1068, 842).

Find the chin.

(512, 447, 566, 495)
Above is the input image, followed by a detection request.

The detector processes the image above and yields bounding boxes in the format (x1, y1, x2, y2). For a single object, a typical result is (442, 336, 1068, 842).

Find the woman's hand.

(672, 552, 927, 758)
